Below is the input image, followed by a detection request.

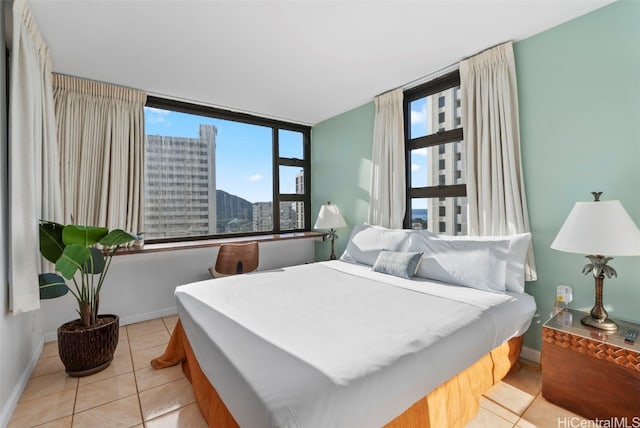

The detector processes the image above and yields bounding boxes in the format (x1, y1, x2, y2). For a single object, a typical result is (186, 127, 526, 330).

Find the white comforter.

(176, 261, 535, 428)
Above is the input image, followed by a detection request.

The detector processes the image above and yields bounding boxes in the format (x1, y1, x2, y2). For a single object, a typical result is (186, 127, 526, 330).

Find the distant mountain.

(217, 190, 252, 220)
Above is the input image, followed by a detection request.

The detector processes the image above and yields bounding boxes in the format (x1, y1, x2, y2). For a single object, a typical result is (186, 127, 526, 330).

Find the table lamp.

(314, 202, 347, 260)
(551, 192, 640, 331)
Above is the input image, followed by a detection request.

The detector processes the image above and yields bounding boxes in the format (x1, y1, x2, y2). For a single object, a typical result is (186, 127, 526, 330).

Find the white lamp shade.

(314, 204, 347, 230)
(551, 200, 640, 256)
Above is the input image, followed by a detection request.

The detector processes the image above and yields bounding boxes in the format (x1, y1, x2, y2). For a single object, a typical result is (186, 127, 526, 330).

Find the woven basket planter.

(57, 314, 119, 377)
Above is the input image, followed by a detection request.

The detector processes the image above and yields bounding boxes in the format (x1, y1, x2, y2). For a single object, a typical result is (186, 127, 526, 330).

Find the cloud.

(247, 174, 264, 182)
(144, 107, 170, 124)
(412, 147, 428, 156)
(411, 163, 421, 172)
(410, 108, 427, 126)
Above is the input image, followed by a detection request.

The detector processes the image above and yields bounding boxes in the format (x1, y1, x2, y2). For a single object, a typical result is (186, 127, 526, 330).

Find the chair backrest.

(213, 241, 259, 276)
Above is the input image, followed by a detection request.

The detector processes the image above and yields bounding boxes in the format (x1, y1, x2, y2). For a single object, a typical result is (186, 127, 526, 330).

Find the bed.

(152, 226, 536, 427)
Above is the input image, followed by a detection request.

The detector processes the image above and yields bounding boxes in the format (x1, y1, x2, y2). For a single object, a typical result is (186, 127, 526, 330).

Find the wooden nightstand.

(542, 308, 640, 420)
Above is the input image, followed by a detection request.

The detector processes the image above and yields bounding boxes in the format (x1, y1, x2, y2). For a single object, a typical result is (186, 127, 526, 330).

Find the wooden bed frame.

(152, 319, 523, 428)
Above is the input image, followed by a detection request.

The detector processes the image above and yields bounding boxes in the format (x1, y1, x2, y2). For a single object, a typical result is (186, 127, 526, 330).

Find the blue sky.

(409, 97, 429, 210)
(409, 97, 430, 186)
(145, 107, 303, 203)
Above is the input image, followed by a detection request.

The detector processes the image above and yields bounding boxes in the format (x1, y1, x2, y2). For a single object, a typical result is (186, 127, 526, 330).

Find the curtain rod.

(401, 62, 459, 91)
(374, 62, 458, 99)
(375, 39, 512, 98)
(146, 89, 313, 127)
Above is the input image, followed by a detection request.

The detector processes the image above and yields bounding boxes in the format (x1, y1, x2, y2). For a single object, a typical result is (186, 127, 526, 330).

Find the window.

(143, 97, 310, 242)
(404, 71, 467, 235)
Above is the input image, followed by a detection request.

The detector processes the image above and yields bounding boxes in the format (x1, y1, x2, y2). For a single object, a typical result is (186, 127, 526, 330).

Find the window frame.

(144, 96, 311, 244)
(403, 71, 466, 229)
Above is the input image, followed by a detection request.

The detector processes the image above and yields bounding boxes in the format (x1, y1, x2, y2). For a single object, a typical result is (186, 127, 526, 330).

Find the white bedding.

(175, 260, 536, 428)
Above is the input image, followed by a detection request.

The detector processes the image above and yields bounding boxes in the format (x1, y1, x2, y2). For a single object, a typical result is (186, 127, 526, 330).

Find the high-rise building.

(295, 170, 304, 229)
(253, 202, 273, 232)
(144, 124, 217, 239)
(253, 171, 302, 232)
(427, 87, 467, 235)
(279, 203, 296, 231)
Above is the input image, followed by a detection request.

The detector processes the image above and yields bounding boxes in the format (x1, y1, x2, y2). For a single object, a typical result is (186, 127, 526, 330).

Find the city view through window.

(143, 79, 463, 241)
(143, 106, 307, 240)
(406, 76, 467, 235)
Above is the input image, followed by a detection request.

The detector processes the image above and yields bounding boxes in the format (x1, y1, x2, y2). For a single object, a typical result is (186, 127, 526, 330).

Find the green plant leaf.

(56, 245, 91, 279)
(99, 229, 138, 247)
(62, 225, 108, 248)
(39, 273, 69, 299)
(39, 221, 65, 264)
(83, 247, 105, 274)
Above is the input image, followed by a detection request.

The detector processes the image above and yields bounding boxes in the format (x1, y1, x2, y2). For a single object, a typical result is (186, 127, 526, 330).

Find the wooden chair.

(208, 241, 259, 278)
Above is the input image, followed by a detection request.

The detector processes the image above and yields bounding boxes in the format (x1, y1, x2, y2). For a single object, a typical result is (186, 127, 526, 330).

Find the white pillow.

(408, 233, 509, 293)
(340, 225, 412, 266)
(423, 231, 531, 294)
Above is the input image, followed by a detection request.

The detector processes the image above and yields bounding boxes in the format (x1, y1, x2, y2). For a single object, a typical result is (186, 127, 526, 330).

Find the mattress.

(175, 260, 536, 428)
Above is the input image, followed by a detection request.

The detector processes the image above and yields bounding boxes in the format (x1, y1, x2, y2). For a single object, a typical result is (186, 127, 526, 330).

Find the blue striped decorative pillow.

(372, 251, 423, 279)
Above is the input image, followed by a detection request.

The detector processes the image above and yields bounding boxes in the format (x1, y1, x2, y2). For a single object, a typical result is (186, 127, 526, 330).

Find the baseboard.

(119, 306, 178, 327)
(520, 345, 541, 364)
(42, 306, 178, 343)
(0, 337, 44, 428)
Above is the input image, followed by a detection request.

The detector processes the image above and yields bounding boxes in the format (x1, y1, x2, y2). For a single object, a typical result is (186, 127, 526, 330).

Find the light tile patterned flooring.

(9, 315, 592, 427)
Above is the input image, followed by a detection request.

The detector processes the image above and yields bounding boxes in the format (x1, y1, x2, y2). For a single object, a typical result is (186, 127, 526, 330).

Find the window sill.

(113, 231, 327, 256)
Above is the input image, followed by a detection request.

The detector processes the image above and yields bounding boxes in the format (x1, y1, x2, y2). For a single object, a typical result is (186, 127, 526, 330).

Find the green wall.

(516, 0, 640, 350)
(311, 102, 374, 260)
(311, 0, 640, 352)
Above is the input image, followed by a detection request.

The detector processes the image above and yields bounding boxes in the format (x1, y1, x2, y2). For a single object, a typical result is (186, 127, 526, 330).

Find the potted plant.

(38, 221, 138, 377)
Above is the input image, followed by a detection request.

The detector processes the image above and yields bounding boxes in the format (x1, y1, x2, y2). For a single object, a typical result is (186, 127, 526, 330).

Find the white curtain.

(460, 41, 537, 281)
(368, 88, 405, 228)
(52, 74, 146, 235)
(9, 0, 63, 314)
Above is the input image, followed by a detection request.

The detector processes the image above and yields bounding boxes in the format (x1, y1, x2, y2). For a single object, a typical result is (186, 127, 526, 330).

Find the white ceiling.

(28, 0, 614, 126)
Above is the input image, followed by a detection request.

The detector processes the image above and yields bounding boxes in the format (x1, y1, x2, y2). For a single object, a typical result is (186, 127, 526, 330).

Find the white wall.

(41, 239, 316, 341)
(1, 4, 46, 426)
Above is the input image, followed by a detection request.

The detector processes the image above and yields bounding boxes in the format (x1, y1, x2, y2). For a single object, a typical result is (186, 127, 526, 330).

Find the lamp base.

(580, 315, 618, 332)
(329, 236, 337, 260)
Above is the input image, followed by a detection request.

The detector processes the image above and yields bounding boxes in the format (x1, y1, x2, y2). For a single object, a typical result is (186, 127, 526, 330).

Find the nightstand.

(542, 308, 640, 420)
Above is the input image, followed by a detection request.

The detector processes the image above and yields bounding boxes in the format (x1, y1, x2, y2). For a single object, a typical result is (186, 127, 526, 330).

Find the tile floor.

(8, 315, 591, 427)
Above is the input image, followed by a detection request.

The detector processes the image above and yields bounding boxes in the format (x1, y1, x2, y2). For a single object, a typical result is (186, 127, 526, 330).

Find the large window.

(143, 97, 310, 242)
(403, 71, 467, 235)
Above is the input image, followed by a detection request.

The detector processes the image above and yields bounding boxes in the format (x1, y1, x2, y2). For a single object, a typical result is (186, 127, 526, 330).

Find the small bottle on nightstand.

(551, 297, 572, 327)
(551, 297, 568, 316)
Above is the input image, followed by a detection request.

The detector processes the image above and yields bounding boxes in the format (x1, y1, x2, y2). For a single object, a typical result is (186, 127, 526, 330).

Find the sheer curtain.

(460, 41, 537, 280)
(368, 88, 405, 229)
(52, 74, 146, 235)
(9, 0, 63, 313)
